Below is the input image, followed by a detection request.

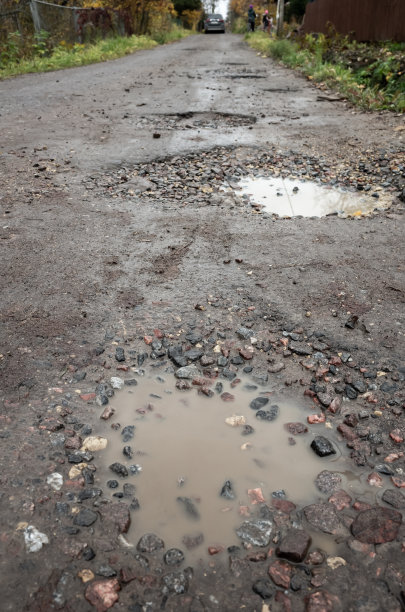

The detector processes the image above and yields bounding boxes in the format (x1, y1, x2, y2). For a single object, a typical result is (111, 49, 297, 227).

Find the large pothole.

(232, 175, 391, 218)
(133, 111, 256, 131)
(93, 373, 382, 562)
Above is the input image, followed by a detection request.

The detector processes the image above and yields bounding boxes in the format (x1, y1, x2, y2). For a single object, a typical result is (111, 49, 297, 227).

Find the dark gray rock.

(177, 497, 200, 519)
(249, 397, 269, 411)
(289, 342, 313, 356)
(175, 365, 199, 379)
(241, 424, 255, 435)
(252, 578, 274, 600)
(184, 348, 204, 362)
(162, 570, 189, 594)
(236, 327, 254, 340)
(256, 405, 279, 422)
(109, 462, 128, 477)
(115, 347, 125, 362)
(345, 384, 358, 399)
(220, 480, 235, 500)
(121, 425, 135, 442)
(311, 436, 336, 457)
(137, 533, 165, 553)
(353, 379, 367, 394)
(123, 445, 133, 459)
(73, 508, 98, 527)
(164, 548, 185, 566)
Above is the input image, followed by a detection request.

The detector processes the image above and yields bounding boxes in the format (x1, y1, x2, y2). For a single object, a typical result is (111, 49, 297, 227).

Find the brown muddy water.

(234, 176, 390, 218)
(94, 375, 375, 561)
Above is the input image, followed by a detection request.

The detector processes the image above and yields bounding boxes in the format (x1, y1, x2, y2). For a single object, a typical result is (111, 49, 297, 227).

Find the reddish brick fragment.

(392, 476, 405, 488)
(390, 429, 404, 443)
(337, 423, 357, 442)
(80, 393, 96, 401)
(328, 490, 352, 511)
(272, 498, 296, 514)
(269, 560, 292, 589)
(308, 413, 325, 424)
(208, 546, 224, 555)
(85, 579, 120, 612)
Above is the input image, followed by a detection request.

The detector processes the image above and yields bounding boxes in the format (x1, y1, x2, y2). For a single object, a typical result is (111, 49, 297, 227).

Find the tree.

(285, 0, 309, 22)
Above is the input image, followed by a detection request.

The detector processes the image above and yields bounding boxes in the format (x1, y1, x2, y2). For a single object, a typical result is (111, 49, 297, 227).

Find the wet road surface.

(0, 33, 404, 611)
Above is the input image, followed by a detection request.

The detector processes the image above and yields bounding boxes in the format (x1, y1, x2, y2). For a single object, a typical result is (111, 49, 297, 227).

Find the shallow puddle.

(235, 176, 388, 218)
(93, 375, 376, 561)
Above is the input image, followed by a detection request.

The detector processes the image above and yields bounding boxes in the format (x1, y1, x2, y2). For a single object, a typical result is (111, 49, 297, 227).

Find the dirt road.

(0, 34, 404, 611)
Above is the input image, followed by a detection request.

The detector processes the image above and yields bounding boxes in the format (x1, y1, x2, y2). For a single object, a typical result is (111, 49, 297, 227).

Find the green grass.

(0, 28, 191, 79)
(246, 31, 405, 112)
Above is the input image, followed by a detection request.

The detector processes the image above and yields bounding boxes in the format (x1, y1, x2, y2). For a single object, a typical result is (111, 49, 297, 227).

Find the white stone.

(24, 525, 49, 553)
(46, 472, 63, 491)
(110, 376, 124, 389)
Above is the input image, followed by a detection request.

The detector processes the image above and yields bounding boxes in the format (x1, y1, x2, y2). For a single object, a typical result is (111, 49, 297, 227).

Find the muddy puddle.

(233, 176, 389, 218)
(92, 374, 385, 562)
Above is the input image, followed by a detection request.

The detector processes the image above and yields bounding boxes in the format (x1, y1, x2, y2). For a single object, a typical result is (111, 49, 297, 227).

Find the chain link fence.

(0, 0, 130, 45)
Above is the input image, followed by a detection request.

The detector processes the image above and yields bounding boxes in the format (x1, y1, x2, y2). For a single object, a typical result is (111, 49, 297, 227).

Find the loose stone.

(220, 480, 235, 500)
(311, 436, 336, 457)
(137, 533, 165, 553)
(304, 503, 342, 534)
(285, 422, 308, 435)
(115, 347, 125, 362)
(256, 405, 279, 422)
(315, 470, 342, 494)
(276, 528, 311, 563)
(382, 489, 405, 509)
(268, 560, 292, 589)
(109, 463, 128, 478)
(177, 496, 200, 519)
(164, 548, 185, 566)
(236, 519, 273, 547)
(249, 397, 269, 411)
(351, 506, 402, 543)
(252, 578, 274, 600)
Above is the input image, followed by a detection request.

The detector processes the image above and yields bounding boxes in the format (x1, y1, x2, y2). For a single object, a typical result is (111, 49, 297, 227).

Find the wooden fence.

(302, 0, 405, 42)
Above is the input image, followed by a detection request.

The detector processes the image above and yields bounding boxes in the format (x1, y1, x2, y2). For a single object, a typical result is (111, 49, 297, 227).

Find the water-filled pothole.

(235, 176, 389, 218)
(94, 375, 371, 561)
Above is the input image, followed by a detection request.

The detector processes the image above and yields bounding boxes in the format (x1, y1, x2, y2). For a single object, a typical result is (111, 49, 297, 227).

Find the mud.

(95, 377, 349, 561)
(0, 33, 404, 612)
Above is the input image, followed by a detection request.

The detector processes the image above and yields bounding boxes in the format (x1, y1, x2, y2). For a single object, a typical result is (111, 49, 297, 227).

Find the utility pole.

(276, 0, 284, 37)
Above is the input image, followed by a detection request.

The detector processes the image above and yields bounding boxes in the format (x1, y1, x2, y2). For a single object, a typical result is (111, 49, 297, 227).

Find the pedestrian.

(262, 9, 270, 33)
(248, 5, 256, 32)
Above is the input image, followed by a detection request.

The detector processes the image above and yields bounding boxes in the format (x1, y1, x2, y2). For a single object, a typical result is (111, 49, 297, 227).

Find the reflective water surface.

(236, 176, 389, 218)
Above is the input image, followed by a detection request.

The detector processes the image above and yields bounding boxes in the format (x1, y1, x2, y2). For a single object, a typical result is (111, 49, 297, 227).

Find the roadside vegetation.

(245, 31, 405, 113)
(0, 0, 202, 79)
(0, 27, 189, 79)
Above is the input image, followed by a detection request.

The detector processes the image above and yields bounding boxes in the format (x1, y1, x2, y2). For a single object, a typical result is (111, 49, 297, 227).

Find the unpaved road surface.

(0, 34, 405, 611)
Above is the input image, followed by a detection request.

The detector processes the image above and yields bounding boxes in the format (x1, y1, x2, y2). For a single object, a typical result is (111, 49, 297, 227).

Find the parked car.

(204, 14, 226, 33)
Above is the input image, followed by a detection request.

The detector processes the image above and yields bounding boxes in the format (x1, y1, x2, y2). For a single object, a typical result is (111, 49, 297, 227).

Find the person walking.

(248, 5, 256, 32)
(262, 9, 270, 33)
